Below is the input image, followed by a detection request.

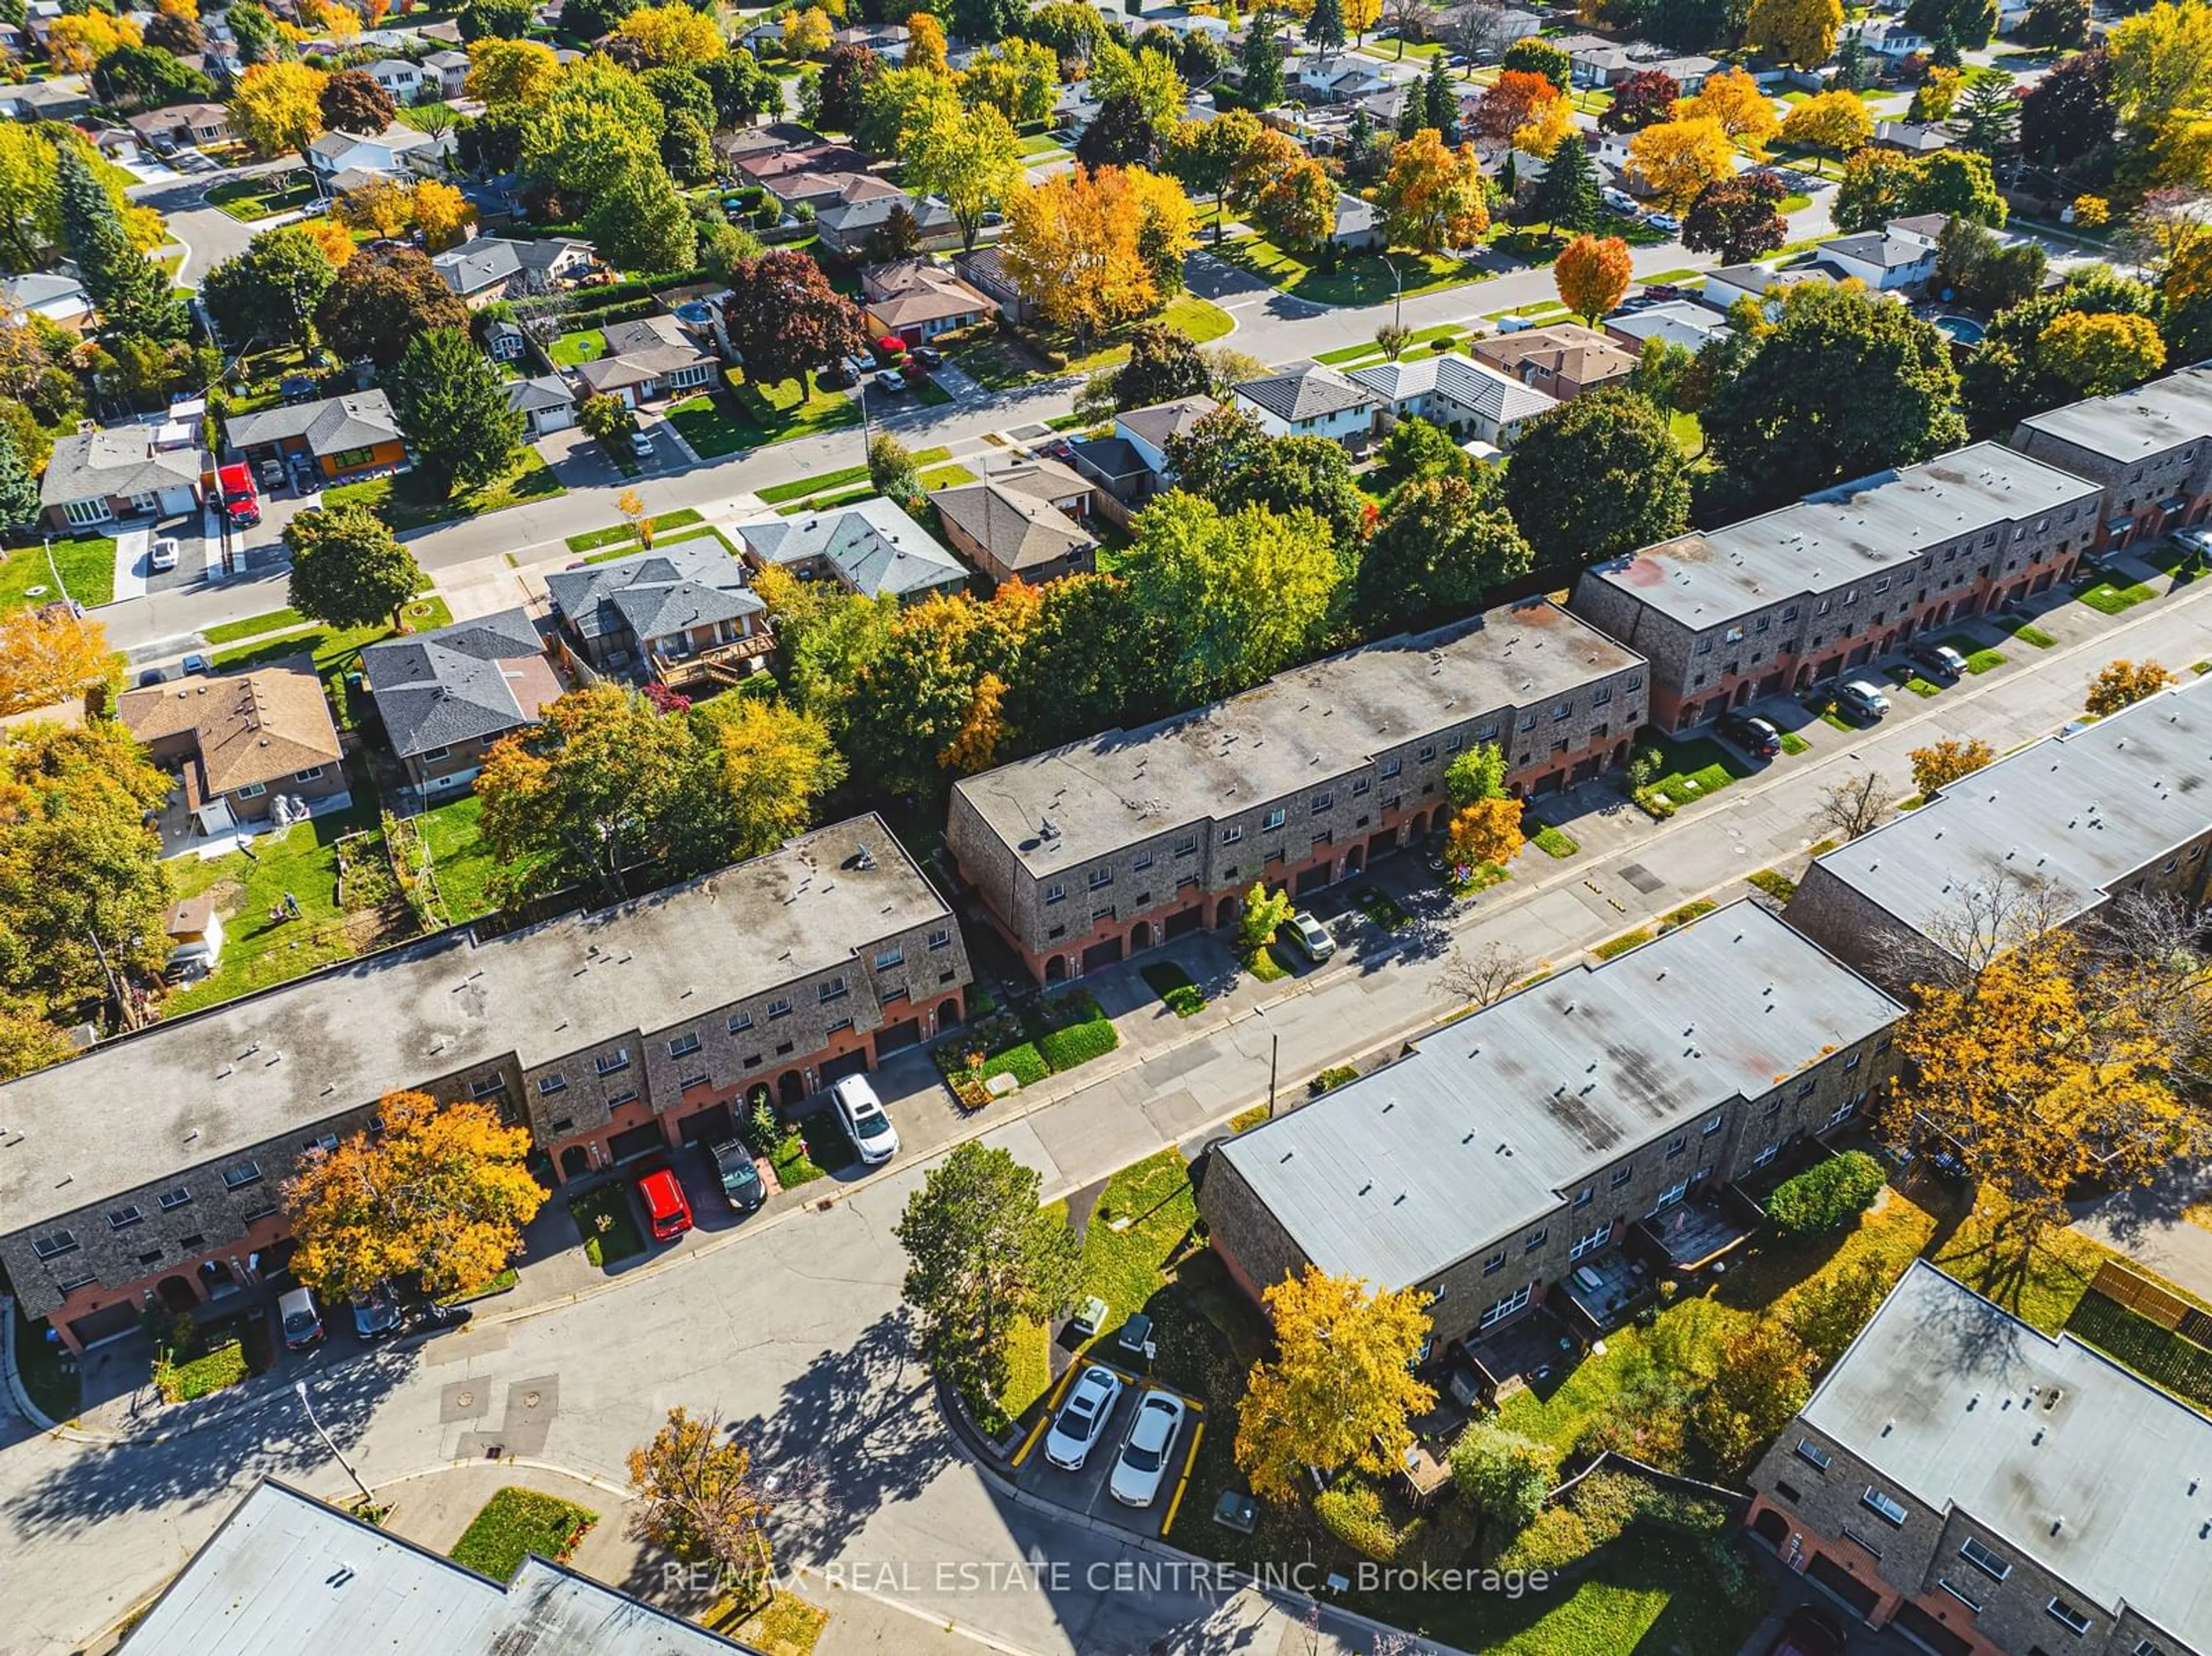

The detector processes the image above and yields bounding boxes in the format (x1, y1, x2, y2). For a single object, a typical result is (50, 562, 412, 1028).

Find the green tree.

(1122, 491, 1342, 700)
(1115, 323, 1211, 409)
(228, 0, 279, 63)
(1445, 742, 1507, 806)
(315, 246, 470, 370)
(1959, 267, 2156, 430)
(459, 0, 535, 40)
(1705, 285, 1967, 511)
(906, 98, 1024, 251)
(1241, 14, 1286, 106)
(1501, 36, 1571, 91)
(56, 141, 183, 342)
(2038, 308, 2166, 396)
(1422, 51, 1460, 142)
(1448, 1421, 1556, 1548)
(1355, 474, 1533, 634)
(1691, 1317, 1815, 1472)
(1953, 73, 2018, 152)
(1501, 387, 1691, 571)
(955, 0, 1028, 41)
(1305, 0, 1346, 54)
(1529, 131, 1600, 235)
(200, 225, 339, 350)
(1237, 880, 1294, 956)
(586, 156, 696, 272)
(0, 422, 41, 530)
(893, 1140, 1080, 1407)
(2018, 48, 2113, 162)
(1681, 169, 1788, 265)
(285, 503, 425, 629)
(2022, 0, 2090, 47)
(1377, 415, 1467, 483)
(390, 327, 524, 495)
(521, 56, 664, 209)
(92, 43, 214, 109)
(1165, 109, 1264, 243)
(1906, 0, 1996, 50)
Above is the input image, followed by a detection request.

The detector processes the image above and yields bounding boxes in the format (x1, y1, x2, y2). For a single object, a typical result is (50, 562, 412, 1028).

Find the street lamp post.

(1255, 1001, 1280, 1119)
(1381, 253, 1403, 333)
(294, 1379, 374, 1507)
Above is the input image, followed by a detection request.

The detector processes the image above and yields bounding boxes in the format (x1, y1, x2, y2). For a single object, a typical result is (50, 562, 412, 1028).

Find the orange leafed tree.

(1376, 127, 1489, 252)
(1907, 736, 1994, 796)
(999, 166, 1192, 348)
(1627, 116, 1734, 209)
(1446, 795, 1525, 870)
(284, 1090, 545, 1301)
(2085, 657, 2175, 716)
(0, 609, 118, 717)
(1472, 69, 1559, 146)
(1554, 233, 1633, 323)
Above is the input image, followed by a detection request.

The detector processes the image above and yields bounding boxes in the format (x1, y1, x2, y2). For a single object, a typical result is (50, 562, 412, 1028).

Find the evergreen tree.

(0, 423, 38, 531)
(1422, 53, 1460, 144)
(1241, 14, 1286, 107)
(389, 327, 525, 495)
(56, 143, 184, 343)
(1305, 0, 1345, 55)
(1530, 133, 1599, 234)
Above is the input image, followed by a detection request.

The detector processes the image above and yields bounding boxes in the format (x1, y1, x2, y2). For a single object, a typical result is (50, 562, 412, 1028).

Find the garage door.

(1082, 936, 1123, 971)
(876, 1017, 921, 1055)
(66, 1301, 141, 1349)
(608, 1122, 665, 1163)
(1164, 905, 1203, 940)
(1888, 1602, 1972, 1656)
(1804, 1554, 1881, 1621)
(1294, 863, 1332, 896)
(676, 1103, 733, 1145)
(821, 1049, 870, 1084)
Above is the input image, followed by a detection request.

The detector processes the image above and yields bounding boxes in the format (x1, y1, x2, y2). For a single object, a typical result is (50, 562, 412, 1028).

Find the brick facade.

(2012, 366, 2212, 557)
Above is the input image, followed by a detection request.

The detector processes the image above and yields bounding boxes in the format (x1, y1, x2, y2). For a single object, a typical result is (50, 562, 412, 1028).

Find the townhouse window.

(2047, 1600, 2092, 1636)
(1649, 1178, 1688, 1214)
(1796, 1078, 1815, 1100)
(1380, 757, 1402, 778)
(1753, 1140, 1778, 1166)
(1665, 1134, 1687, 1159)
(596, 1049, 631, 1075)
(1221, 866, 1238, 881)
(1174, 835, 1199, 858)
(680, 1073, 711, 1092)
(1772, 1480, 1802, 1505)
(1862, 1487, 1908, 1525)
(1221, 826, 1243, 845)
(927, 929, 952, 950)
(107, 1203, 143, 1231)
(158, 1187, 192, 1211)
(1841, 590, 1857, 607)
(729, 1011, 754, 1033)
(1088, 867, 1112, 889)
(743, 1053, 763, 1069)
(1701, 1113, 1722, 1137)
(222, 1160, 264, 1190)
(1483, 1249, 1506, 1275)
(1794, 1437, 1831, 1470)
(53, 1265, 95, 1292)
(1522, 1228, 1547, 1253)
(1959, 1537, 2011, 1582)
(827, 1018, 853, 1035)
(306, 1131, 339, 1153)
(668, 1033, 702, 1059)
(1572, 1185, 1592, 1208)
(1816, 597, 1832, 616)
(1778, 609, 1797, 624)
(1936, 1579, 1982, 1614)
(1092, 905, 1115, 922)
(294, 766, 324, 783)
(1551, 704, 1571, 722)
(1762, 1096, 1783, 1119)
(2137, 1642, 2169, 1656)
(1383, 794, 1402, 814)
(1312, 790, 1333, 812)
(607, 1088, 639, 1109)
(177, 1233, 205, 1250)
(1695, 638, 1714, 655)
(1479, 1282, 1531, 1328)
(1444, 733, 1464, 754)
(1568, 1223, 1611, 1260)
(241, 1198, 280, 1224)
(1610, 1166, 1631, 1189)
(1418, 744, 1436, 761)
(1517, 712, 1536, 732)
(819, 976, 849, 1003)
(1872, 577, 1890, 594)
(1754, 616, 1770, 632)
(875, 945, 905, 969)
(1133, 851, 1154, 871)
(137, 1248, 164, 1267)
(1724, 624, 1744, 643)
(1045, 882, 1067, 904)
(1844, 1050, 1862, 1070)
(1827, 1097, 1859, 1128)
(32, 1229, 78, 1260)
(1592, 687, 1612, 706)
(471, 1074, 506, 1099)
(1475, 721, 1498, 741)
(1264, 809, 1286, 831)
(767, 998, 792, 1020)
(1351, 778, 1370, 797)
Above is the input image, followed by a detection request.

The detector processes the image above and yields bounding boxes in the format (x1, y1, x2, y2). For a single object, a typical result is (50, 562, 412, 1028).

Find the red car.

(636, 1166, 693, 1244)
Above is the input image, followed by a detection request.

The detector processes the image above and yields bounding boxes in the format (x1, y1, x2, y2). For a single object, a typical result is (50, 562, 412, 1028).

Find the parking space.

(1010, 1358, 1207, 1540)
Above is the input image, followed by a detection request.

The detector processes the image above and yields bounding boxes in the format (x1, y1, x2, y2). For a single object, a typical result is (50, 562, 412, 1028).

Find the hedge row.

(1037, 1017, 1118, 1072)
(1767, 1150, 1887, 1236)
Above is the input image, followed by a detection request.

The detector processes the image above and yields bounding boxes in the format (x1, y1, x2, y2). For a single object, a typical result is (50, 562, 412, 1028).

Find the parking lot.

(1011, 1356, 1207, 1540)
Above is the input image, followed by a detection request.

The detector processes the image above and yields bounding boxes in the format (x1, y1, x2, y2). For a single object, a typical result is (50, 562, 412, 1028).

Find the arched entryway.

(1794, 664, 1815, 690)
(777, 1070, 808, 1106)
(1750, 1507, 1790, 1550)
(1130, 919, 1154, 950)
(1732, 681, 1753, 707)
(1344, 844, 1364, 874)
(558, 1144, 592, 1181)
(1044, 954, 1068, 983)
(1213, 896, 1237, 929)
(156, 1274, 198, 1312)
(937, 995, 963, 1028)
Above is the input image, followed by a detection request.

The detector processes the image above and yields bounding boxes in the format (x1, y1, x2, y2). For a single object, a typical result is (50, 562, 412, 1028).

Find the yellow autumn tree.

(47, 11, 141, 73)
(1000, 165, 1191, 347)
(1376, 127, 1490, 252)
(615, 1, 726, 66)
(296, 216, 360, 267)
(2085, 657, 2175, 716)
(904, 10, 949, 75)
(1512, 91, 1576, 159)
(1779, 89, 1873, 162)
(285, 1090, 546, 1300)
(1445, 794, 1526, 870)
(1627, 116, 1734, 210)
(1745, 0, 1843, 69)
(1344, 0, 1381, 41)
(782, 5, 835, 57)
(2038, 310, 2167, 397)
(336, 175, 414, 240)
(0, 609, 119, 717)
(1234, 1267, 1437, 1505)
(411, 178, 474, 250)
(1553, 232, 1633, 323)
(465, 36, 561, 106)
(1676, 65, 1779, 154)
(1908, 736, 1994, 796)
(940, 670, 1009, 772)
(229, 61, 329, 158)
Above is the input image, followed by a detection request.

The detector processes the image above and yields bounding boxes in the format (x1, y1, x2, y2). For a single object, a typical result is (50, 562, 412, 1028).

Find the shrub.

(986, 1041, 1050, 1086)
(1313, 1481, 1410, 1562)
(1496, 1505, 1592, 1572)
(1310, 1064, 1359, 1096)
(1038, 1017, 1118, 1072)
(1767, 1150, 1887, 1236)
(1164, 985, 1204, 1015)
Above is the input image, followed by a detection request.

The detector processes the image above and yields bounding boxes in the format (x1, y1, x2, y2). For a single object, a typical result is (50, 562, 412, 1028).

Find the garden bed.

(448, 1487, 597, 1582)
(935, 989, 1120, 1105)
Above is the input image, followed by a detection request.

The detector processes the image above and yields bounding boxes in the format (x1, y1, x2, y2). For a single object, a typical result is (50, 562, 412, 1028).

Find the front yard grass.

(1351, 885, 1412, 930)
(1139, 960, 1206, 1016)
(325, 451, 565, 532)
(1646, 734, 1752, 806)
(1747, 867, 1798, 902)
(1531, 823, 1578, 858)
(569, 1183, 645, 1270)
(151, 1309, 270, 1404)
(560, 507, 706, 555)
(2076, 577, 2155, 615)
(724, 370, 861, 447)
(1778, 730, 1810, 754)
(919, 461, 976, 488)
(0, 534, 116, 612)
(718, 1590, 833, 1656)
(1213, 234, 1484, 308)
(1938, 634, 2007, 673)
(2010, 622, 2058, 647)
(448, 1487, 597, 1582)
(206, 170, 316, 221)
(666, 393, 757, 458)
(202, 606, 307, 645)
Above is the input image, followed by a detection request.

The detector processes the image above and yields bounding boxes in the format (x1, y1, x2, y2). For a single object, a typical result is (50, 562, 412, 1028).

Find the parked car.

(1283, 911, 1336, 962)
(873, 370, 907, 395)
(1907, 641, 1967, 680)
(707, 1137, 764, 1214)
(1109, 1390, 1188, 1507)
(1601, 187, 1637, 214)
(831, 1074, 900, 1165)
(911, 344, 944, 368)
(637, 1165, 694, 1243)
(1718, 711, 1782, 759)
(1644, 210, 1682, 233)
(180, 653, 210, 676)
(1763, 1606, 1845, 1656)
(351, 1280, 402, 1342)
(628, 429, 656, 458)
(819, 364, 857, 389)
(137, 666, 165, 687)
(149, 536, 179, 573)
(278, 1284, 325, 1351)
(1043, 1363, 1126, 1471)
(1835, 679, 1891, 721)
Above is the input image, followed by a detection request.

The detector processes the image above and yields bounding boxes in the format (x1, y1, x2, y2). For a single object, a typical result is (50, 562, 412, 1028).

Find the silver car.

(1043, 1364, 1124, 1472)
(1285, 911, 1335, 962)
(1109, 1390, 1187, 1507)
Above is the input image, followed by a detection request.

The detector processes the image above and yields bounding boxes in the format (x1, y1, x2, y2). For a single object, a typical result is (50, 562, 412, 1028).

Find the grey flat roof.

(1217, 902, 1904, 1289)
(1802, 668, 2212, 946)
(1582, 441, 2103, 630)
(0, 816, 946, 1236)
(2014, 362, 2212, 465)
(952, 600, 1643, 878)
(1802, 1261, 2212, 1652)
(119, 1480, 761, 1656)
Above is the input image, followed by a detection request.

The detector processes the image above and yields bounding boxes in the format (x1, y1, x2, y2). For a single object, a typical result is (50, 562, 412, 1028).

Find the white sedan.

(1043, 1364, 1124, 1472)
(149, 536, 180, 572)
(1109, 1390, 1187, 1507)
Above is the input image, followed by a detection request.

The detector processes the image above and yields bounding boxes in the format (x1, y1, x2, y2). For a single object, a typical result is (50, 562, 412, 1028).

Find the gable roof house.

(544, 544, 771, 689)
(118, 660, 349, 836)
(813, 190, 960, 258)
(1067, 394, 1221, 524)
(504, 373, 576, 437)
(767, 166, 904, 214)
(223, 390, 407, 483)
(39, 423, 203, 530)
(1872, 118, 1955, 153)
(126, 101, 231, 151)
(1699, 260, 1841, 313)
(1816, 226, 1941, 290)
(860, 259, 997, 343)
(1468, 323, 1638, 400)
(1230, 364, 1383, 445)
(365, 55, 426, 98)
(952, 244, 1034, 324)
(431, 234, 596, 304)
(737, 497, 968, 602)
(305, 121, 442, 180)
(361, 608, 563, 799)
(929, 460, 1097, 587)
(573, 315, 719, 407)
(1348, 352, 1559, 449)
(2, 270, 93, 331)
(422, 47, 470, 96)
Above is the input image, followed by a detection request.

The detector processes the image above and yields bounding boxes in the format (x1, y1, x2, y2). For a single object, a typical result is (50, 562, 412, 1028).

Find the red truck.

(214, 463, 260, 529)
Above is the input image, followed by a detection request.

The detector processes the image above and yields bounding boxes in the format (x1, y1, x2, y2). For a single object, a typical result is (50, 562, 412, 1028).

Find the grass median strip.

(448, 1488, 598, 1582)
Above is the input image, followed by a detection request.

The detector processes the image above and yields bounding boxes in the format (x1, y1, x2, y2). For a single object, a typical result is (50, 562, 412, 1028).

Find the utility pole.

(295, 1380, 374, 1507)
(85, 925, 132, 1030)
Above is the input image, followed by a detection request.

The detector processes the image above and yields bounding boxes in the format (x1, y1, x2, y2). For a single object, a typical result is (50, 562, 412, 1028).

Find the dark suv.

(1908, 641, 1968, 680)
(1719, 711, 1782, 759)
(707, 1138, 764, 1214)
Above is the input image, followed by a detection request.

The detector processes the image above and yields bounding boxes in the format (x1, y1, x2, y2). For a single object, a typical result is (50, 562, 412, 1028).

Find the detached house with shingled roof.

(118, 660, 349, 836)
(360, 609, 563, 801)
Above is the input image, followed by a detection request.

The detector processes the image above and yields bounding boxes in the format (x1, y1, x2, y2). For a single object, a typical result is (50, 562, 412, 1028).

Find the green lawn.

(562, 507, 706, 554)
(1213, 235, 1486, 308)
(2077, 577, 2156, 615)
(201, 606, 306, 645)
(1938, 634, 2007, 674)
(756, 464, 870, 505)
(1313, 323, 1464, 366)
(1139, 960, 1206, 1016)
(2011, 622, 2058, 648)
(209, 598, 450, 726)
(207, 170, 317, 222)
(919, 462, 976, 488)
(569, 1183, 645, 1270)
(1747, 867, 1797, 902)
(1531, 823, 1579, 858)
(417, 793, 503, 921)
(1779, 730, 1809, 755)
(448, 1487, 597, 1582)
(1646, 734, 1752, 806)
(0, 535, 116, 612)
(665, 393, 757, 458)
(725, 370, 862, 447)
(324, 452, 565, 532)
(548, 328, 608, 366)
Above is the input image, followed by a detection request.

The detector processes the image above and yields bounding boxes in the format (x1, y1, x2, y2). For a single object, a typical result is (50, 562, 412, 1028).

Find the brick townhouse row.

(1196, 901, 1906, 1349)
(0, 816, 971, 1352)
(1746, 1259, 2210, 1656)
(1568, 439, 2105, 733)
(1787, 668, 2212, 995)
(945, 598, 1648, 984)
(2013, 361, 2212, 558)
